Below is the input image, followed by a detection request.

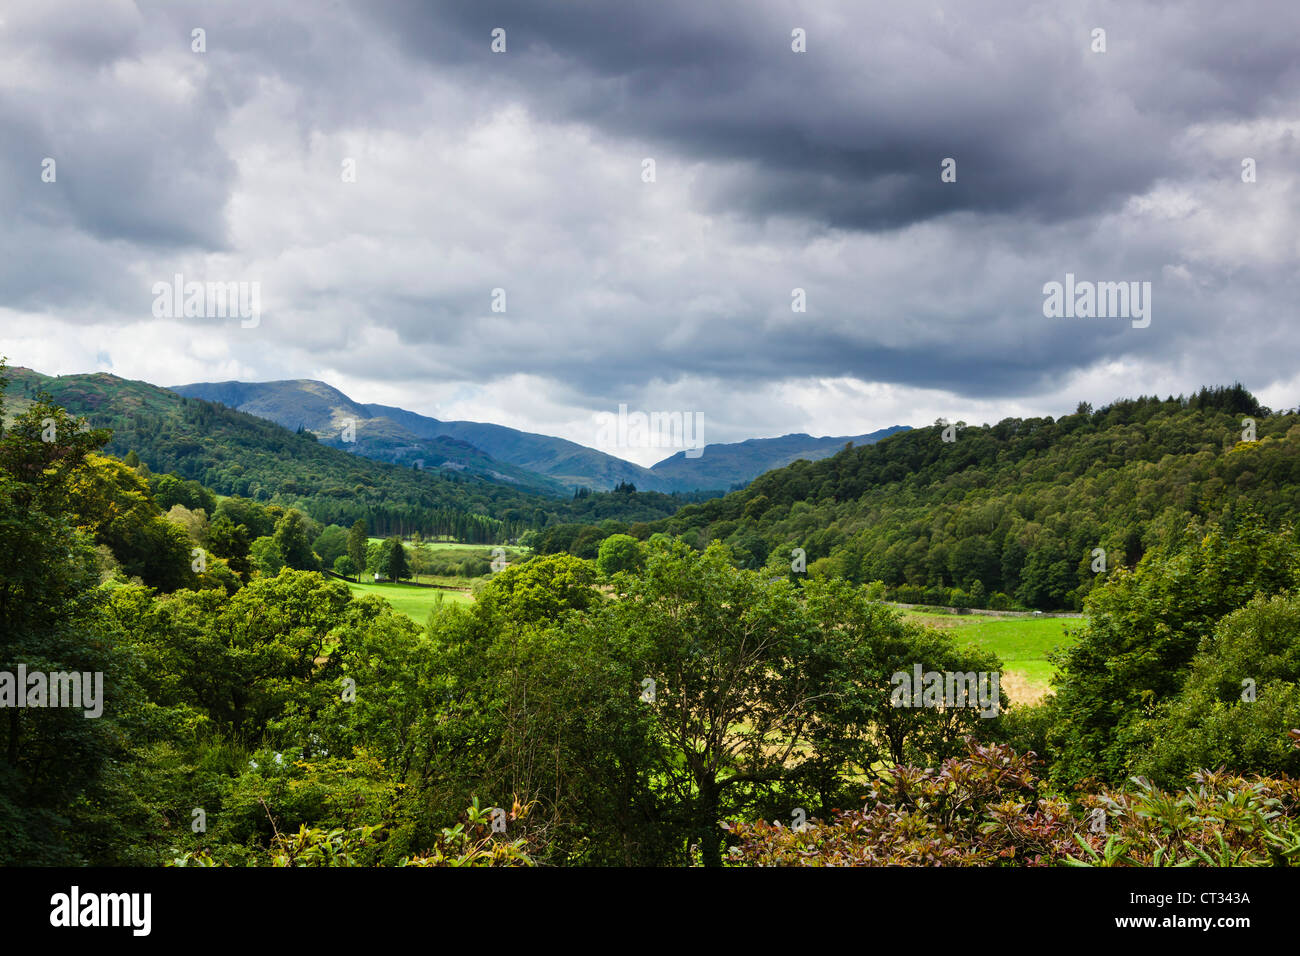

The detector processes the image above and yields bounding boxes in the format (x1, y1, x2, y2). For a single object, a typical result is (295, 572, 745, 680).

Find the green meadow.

(898, 609, 1083, 701)
(343, 578, 474, 623)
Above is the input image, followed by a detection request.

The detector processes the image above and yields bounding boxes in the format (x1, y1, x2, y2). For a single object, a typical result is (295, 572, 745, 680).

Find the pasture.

(898, 608, 1083, 704)
(343, 578, 474, 623)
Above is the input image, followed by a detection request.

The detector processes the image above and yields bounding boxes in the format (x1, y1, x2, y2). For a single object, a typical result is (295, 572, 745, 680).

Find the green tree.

(604, 540, 820, 867)
(250, 536, 286, 576)
(273, 510, 320, 571)
(408, 543, 431, 583)
(380, 536, 409, 582)
(347, 520, 369, 576)
(0, 370, 120, 864)
(312, 525, 350, 568)
(63, 453, 196, 591)
(1129, 592, 1300, 786)
(595, 533, 644, 576)
(208, 514, 252, 579)
(1047, 514, 1300, 785)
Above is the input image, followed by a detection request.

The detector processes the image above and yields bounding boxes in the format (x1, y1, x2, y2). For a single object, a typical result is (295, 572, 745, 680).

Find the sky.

(2, 0, 1298, 466)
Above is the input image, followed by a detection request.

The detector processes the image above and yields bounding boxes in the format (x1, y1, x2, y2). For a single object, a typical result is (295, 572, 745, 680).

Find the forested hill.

(1, 367, 690, 539)
(624, 386, 1299, 610)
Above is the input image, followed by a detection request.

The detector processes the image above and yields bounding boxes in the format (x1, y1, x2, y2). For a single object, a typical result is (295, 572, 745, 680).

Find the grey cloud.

(2, 0, 1298, 434)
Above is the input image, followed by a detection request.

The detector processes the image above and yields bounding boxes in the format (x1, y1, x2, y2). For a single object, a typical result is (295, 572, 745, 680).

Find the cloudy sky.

(2, 0, 1298, 465)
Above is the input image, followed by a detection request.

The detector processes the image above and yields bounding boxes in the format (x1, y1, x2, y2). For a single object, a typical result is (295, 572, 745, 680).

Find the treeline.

(536, 386, 1300, 610)
(5, 373, 1300, 867)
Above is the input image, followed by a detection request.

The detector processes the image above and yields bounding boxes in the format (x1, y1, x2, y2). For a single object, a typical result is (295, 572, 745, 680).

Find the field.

(365, 538, 524, 553)
(898, 608, 1083, 704)
(343, 578, 474, 623)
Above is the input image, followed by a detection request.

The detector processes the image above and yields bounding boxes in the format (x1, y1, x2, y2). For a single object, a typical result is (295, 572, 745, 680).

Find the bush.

(724, 739, 1300, 867)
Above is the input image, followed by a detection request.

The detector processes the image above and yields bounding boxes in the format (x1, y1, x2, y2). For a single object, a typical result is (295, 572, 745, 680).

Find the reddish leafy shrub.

(724, 739, 1300, 867)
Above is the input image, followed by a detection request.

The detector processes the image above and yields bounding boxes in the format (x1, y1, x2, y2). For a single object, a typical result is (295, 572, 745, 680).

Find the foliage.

(1046, 512, 1300, 785)
(170, 800, 537, 867)
(724, 740, 1300, 867)
(536, 387, 1300, 611)
(595, 533, 645, 576)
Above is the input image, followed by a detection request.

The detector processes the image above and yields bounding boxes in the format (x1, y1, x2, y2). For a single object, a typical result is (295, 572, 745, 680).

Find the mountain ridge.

(171, 378, 910, 493)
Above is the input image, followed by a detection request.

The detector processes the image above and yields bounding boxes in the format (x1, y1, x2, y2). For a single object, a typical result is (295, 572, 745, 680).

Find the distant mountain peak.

(170, 378, 911, 494)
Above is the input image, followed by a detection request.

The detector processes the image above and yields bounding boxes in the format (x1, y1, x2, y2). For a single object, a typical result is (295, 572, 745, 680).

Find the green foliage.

(0, 368, 550, 542)
(538, 389, 1300, 611)
(10, 360, 1300, 870)
(0, 367, 120, 863)
(249, 536, 285, 576)
(170, 800, 538, 867)
(379, 536, 409, 581)
(312, 524, 350, 567)
(208, 514, 252, 579)
(1046, 513, 1300, 785)
(273, 509, 320, 571)
(68, 454, 197, 591)
(1128, 592, 1300, 786)
(595, 533, 644, 576)
(151, 473, 216, 514)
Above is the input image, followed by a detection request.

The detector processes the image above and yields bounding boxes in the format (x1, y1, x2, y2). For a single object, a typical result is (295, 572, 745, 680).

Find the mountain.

(171, 379, 910, 492)
(173, 379, 660, 491)
(0, 367, 561, 539)
(648, 428, 910, 490)
(164, 379, 569, 496)
(1, 366, 703, 536)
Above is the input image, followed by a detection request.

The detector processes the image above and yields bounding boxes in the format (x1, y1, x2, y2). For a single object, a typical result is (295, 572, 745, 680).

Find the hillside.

(173, 378, 667, 490)
(161, 379, 568, 495)
(545, 386, 1300, 610)
(172, 378, 909, 492)
(1, 367, 685, 539)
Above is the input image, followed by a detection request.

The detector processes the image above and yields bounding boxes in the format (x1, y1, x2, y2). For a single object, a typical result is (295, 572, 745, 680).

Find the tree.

(273, 510, 319, 571)
(408, 543, 431, 583)
(347, 520, 369, 577)
(595, 534, 644, 576)
(1047, 513, 1300, 785)
(0, 369, 120, 863)
(380, 536, 409, 582)
(423, 555, 662, 864)
(67, 454, 196, 591)
(208, 514, 252, 579)
(250, 536, 286, 576)
(312, 525, 350, 568)
(364, 542, 382, 577)
(1130, 592, 1300, 786)
(603, 540, 820, 867)
(165, 504, 209, 546)
(333, 555, 359, 580)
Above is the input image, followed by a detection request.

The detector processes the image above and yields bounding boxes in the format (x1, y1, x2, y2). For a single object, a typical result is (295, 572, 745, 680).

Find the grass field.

(365, 538, 526, 555)
(343, 578, 473, 623)
(898, 609, 1083, 704)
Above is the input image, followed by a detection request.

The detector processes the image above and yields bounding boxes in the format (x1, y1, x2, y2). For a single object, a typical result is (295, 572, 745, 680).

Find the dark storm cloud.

(362, 0, 1300, 231)
(0, 5, 235, 250)
(2, 0, 1299, 431)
